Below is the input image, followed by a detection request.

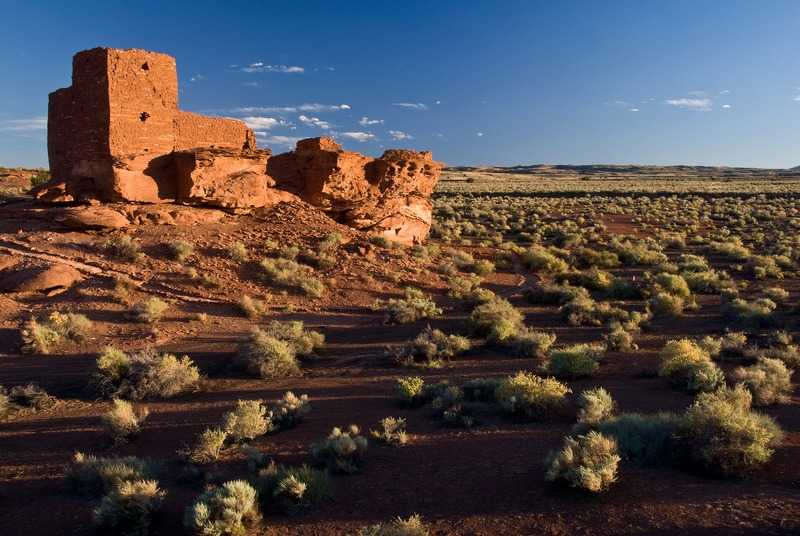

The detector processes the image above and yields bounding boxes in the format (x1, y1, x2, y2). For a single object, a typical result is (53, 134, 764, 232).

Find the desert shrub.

(270, 391, 311, 430)
(93, 479, 165, 536)
(611, 238, 667, 266)
(259, 320, 324, 356)
(573, 247, 620, 268)
(763, 286, 790, 303)
(604, 323, 638, 351)
(469, 297, 524, 342)
(103, 399, 149, 444)
(682, 269, 734, 294)
(577, 387, 616, 425)
(723, 298, 777, 328)
(647, 292, 687, 318)
(227, 241, 248, 262)
(521, 245, 569, 273)
(546, 344, 604, 379)
(20, 311, 92, 354)
(676, 384, 783, 476)
(238, 295, 267, 319)
(130, 297, 169, 323)
(66, 452, 159, 497)
(254, 462, 329, 515)
(544, 431, 620, 493)
(358, 514, 429, 536)
(188, 427, 228, 465)
(557, 268, 613, 291)
(709, 239, 751, 261)
(7, 383, 57, 411)
(310, 425, 368, 474)
(104, 235, 142, 262)
(652, 273, 693, 300)
(374, 288, 441, 324)
(429, 385, 476, 428)
(93, 347, 200, 400)
(462, 377, 501, 402)
(746, 255, 783, 279)
(495, 372, 571, 420)
(223, 400, 271, 442)
(446, 273, 482, 299)
(507, 327, 556, 359)
(732, 358, 793, 405)
(168, 240, 194, 263)
(699, 332, 748, 361)
(594, 413, 678, 465)
(0, 388, 9, 419)
(259, 257, 325, 297)
(395, 327, 470, 368)
(525, 282, 589, 305)
(560, 295, 629, 326)
(678, 254, 711, 273)
(370, 417, 408, 446)
(29, 168, 50, 187)
(184, 480, 260, 536)
(396, 376, 426, 407)
(235, 330, 300, 380)
(605, 277, 646, 300)
(658, 339, 724, 393)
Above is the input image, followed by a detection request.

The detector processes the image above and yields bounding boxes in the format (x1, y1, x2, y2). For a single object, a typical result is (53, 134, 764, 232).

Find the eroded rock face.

(58, 206, 130, 230)
(0, 264, 83, 294)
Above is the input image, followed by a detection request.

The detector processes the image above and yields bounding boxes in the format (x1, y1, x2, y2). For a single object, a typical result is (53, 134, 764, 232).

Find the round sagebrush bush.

(310, 425, 368, 474)
(93, 479, 165, 536)
(604, 323, 638, 352)
(732, 358, 794, 405)
(546, 344, 604, 379)
(469, 297, 524, 342)
(20, 311, 93, 354)
(66, 452, 159, 497)
(188, 427, 228, 465)
(254, 462, 330, 515)
(544, 431, 620, 493)
(184, 480, 260, 536)
(130, 297, 169, 323)
(676, 384, 783, 477)
(374, 288, 442, 324)
(93, 348, 200, 400)
(577, 387, 616, 425)
(396, 376, 426, 407)
(495, 371, 571, 420)
(270, 391, 311, 430)
(507, 327, 556, 359)
(223, 400, 272, 442)
(236, 330, 300, 380)
(648, 292, 686, 318)
(593, 412, 678, 466)
(260, 320, 325, 356)
(658, 339, 724, 393)
(395, 327, 470, 367)
(103, 399, 149, 444)
(723, 297, 777, 328)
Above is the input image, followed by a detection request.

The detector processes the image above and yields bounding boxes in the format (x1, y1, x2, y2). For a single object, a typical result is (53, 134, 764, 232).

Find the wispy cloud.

(794, 95, 800, 102)
(298, 115, 331, 129)
(254, 133, 302, 146)
(359, 116, 383, 126)
(392, 102, 428, 110)
(0, 117, 47, 131)
(241, 116, 290, 130)
(476, 132, 484, 137)
(241, 62, 304, 74)
(340, 131, 374, 142)
(231, 103, 350, 114)
(627, 108, 640, 112)
(665, 98, 713, 111)
(243, 81, 261, 88)
(721, 104, 732, 109)
(719, 89, 731, 95)
(189, 74, 205, 83)
(388, 130, 413, 141)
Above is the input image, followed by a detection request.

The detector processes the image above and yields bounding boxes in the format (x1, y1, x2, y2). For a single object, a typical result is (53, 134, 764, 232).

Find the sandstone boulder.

(58, 206, 130, 230)
(0, 264, 83, 294)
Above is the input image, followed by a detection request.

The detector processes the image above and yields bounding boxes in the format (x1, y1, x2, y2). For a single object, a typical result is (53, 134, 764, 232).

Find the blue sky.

(1, 0, 799, 168)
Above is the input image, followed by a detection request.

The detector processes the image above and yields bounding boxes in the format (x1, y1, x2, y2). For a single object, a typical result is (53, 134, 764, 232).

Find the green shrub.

(93, 479, 164, 536)
(593, 413, 678, 465)
(699, 332, 748, 361)
(20, 311, 92, 354)
(93, 347, 200, 400)
(469, 297, 524, 342)
(359, 514, 429, 536)
(370, 417, 408, 446)
(604, 323, 638, 352)
(66, 452, 158, 497)
(168, 240, 194, 263)
(184, 480, 260, 536)
(648, 292, 687, 318)
(188, 427, 228, 465)
(521, 245, 569, 273)
(507, 327, 556, 359)
(560, 296, 629, 326)
(223, 400, 271, 442)
(547, 344, 604, 379)
(103, 399, 149, 444)
(658, 339, 724, 393)
(236, 330, 300, 380)
(723, 298, 777, 328)
(557, 268, 614, 291)
(652, 273, 693, 300)
(447, 273, 482, 299)
(270, 391, 311, 430)
(310, 425, 368, 474)
(676, 384, 783, 476)
(462, 377, 500, 402)
(544, 431, 620, 493)
(374, 288, 442, 324)
(525, 282, 589, 305)
(732, 358, 793, 405)
(495, 372, 571, 420)
(396, 376, 426, 407)
(259, 320, 325, 356)
(395, 327, 470, 367)
(259, 257, 324, 297)
(577, 387, 616, 425)
(254, 462, 329, 515)
(130, 297, 169, 323)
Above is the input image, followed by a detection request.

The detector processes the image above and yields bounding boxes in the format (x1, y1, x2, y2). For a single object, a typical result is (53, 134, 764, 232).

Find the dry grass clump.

(184, 480, 260, 536)
(93, 347, 200, 400)
(507, 327, 556, 358)
(521, 245, 569, 273)
(253, 461, 330, 515)
(723, 297, 777, 328)
(66, 452, 159, 497)
(544, 431, 620, 493)
(223, 399, 271, 442)
(469, 296, 524, 342)
(168, 240, 194, 263)
(370, 417, 409, 446)
(658, 339, 724, 393)
(102, 399, 149, 444)
(93, 479, 165, 536)
(676, 384, 783, 477)
(525, 282, 589, 305)
(373, 288, 442, 324)
(358, 514, 429, 536)
(310, 424, 368, 474)
(732, 358, 793, 405)
(1, 383, 57, 418)
(238, 295, 268, 319)
(546, 344, 604, 379)
(604, 322, 638, 351)
(129, 297, 169, 323)
(187, 427, 228, 465)
(396, 376, 426, 407)
(103, 235, 142, 262)
(446, 273, 483, 299)
(577, 387, 616, 425)
(235, 321, 323, 380)
(495, 371, 571, 420)
(270, 391, 312, 430)
(259, 257, 325, 297)
(21, 311, 92, 354)
(227, 241, 248, 262)
(394, 327, 470, 368)
(559, 295, 629, 326)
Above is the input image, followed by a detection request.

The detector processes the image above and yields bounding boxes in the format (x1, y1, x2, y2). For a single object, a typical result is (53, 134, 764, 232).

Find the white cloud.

(0, 117, 47, 131)
(688, 90, 708, 97)
(243, 81, 260, 88)
(476, 132, 484, 137)
(232, 103, 350, 114)
(719, 89, 731, 95)
(255, 133, 302, 146)
(359, 116, 383, 126)
(241, 62, 304, 74)
(721, 104, 732, 109)
(340, 131, 374, 142)
(298, 115, 331, 129)
(388, 130, 413, 140)
(665, 98, 712, 111)
(189, 74, 205, 83)
(794, 95, 800, 102)
(241, 116, 289, 130)
(628, 108, 640, 112)
(435, 100, 441, 105)
(392, 102, 428, 110)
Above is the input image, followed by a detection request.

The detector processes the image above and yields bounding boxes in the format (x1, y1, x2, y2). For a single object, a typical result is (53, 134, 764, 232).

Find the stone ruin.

(36, 47, 442, 244)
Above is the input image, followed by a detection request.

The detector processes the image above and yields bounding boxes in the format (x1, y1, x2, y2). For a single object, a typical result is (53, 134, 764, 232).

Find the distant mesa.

(35, 47, 442, 244)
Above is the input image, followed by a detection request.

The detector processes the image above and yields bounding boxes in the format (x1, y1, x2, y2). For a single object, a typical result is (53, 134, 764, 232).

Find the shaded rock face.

(0, 264, 82, 294)
(39, 48, 442, 243)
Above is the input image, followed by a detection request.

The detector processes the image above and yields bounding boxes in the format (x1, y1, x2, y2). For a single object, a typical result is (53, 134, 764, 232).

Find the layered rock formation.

(37, 47, 442, 243)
